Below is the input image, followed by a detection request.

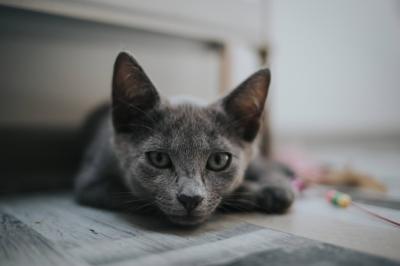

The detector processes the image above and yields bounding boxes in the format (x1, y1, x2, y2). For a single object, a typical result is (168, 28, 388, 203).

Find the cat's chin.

(167, 214, 208, 226)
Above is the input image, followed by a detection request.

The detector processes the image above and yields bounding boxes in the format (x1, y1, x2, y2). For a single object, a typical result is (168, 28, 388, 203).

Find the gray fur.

(75, 52, 294, 226)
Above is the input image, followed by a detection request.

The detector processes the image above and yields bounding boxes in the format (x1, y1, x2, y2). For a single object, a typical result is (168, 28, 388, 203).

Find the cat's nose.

(177, 193, 204, 212)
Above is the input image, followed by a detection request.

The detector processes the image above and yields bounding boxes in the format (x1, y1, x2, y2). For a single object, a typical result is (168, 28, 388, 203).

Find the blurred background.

(0, 0, 399, 194)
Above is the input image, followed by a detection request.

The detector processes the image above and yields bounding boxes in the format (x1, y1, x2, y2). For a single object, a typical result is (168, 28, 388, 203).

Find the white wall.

(266, 0, 400, 139)
(0, 7, 220, 128)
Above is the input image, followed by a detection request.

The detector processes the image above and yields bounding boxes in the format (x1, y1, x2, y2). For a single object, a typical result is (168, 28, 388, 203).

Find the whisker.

(125, 123, 157, 133)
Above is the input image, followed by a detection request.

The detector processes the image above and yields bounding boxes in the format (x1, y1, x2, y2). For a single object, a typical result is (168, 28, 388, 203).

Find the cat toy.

(282, 150, 399, 228)
(291, 178, 400, 228)
(325, 190, 351, 208)
(325, 189, 400, 227)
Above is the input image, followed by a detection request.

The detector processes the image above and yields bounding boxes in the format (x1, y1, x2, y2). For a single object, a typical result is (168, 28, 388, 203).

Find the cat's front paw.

(257, 186, 294, 214)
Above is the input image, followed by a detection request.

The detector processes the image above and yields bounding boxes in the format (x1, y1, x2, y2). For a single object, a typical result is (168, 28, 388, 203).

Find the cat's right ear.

(112, 52, 160, 133)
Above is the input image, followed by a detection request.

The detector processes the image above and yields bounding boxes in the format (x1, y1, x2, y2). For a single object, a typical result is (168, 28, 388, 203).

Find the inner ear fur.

(222, 69, 271, 142)
(111, 51, 160, 133)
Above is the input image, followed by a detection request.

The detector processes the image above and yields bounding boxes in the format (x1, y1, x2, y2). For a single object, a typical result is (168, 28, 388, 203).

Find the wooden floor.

(1, 189, 400, 266)
(1, 142, 400, 266)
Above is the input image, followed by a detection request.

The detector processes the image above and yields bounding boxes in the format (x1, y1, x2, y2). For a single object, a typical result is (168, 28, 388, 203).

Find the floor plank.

(229, 196, 400, 261)
(1, 195, 137, 249)
(0, 211, 87, 266)
(1, 193, 399, 266)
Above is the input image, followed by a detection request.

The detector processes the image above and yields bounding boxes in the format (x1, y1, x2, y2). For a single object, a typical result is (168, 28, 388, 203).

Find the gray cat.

(75, 52, 294, 226)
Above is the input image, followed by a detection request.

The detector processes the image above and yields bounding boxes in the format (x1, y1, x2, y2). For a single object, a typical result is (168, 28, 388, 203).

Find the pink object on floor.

(275, 149, 329, 182)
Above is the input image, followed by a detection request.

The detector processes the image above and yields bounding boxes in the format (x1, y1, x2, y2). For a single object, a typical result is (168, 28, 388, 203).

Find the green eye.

(146, 151, 172, 169)
(206, 152, 231, 171)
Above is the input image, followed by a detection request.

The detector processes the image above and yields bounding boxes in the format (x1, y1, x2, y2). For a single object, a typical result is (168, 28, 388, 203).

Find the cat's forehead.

(163, 104, 215, 135)
(163, 104, 213, 128)
(148, 103, 228, 151)
(168, 95, 208, 106)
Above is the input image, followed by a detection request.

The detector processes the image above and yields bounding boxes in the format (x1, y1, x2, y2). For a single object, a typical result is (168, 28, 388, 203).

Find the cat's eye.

(206, 152, 232, 171)
(146, 151, 172, 169)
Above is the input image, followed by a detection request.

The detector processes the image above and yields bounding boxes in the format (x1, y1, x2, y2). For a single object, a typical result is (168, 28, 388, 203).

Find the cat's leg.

(74, 120, 132, 210)
(222, 159, 295, 213)
(75, 165, 156, 214)
(75, 167, 129, 210)
(255, 172, 295, 214)
(74, 137, 154, 213)
(220, 181, 259, 212)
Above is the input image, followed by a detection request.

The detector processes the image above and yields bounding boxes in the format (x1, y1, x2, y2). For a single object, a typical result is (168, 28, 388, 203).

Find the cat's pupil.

(214, 155, 221, 165)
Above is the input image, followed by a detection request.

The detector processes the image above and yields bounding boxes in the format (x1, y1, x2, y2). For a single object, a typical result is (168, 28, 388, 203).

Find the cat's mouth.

(167, 213, 208, 226)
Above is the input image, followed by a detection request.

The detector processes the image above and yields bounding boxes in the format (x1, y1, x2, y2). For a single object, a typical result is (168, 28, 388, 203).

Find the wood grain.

(1, 192, 399, 266)
(0, 211, 87, 266)
(0, 193, 262, 265)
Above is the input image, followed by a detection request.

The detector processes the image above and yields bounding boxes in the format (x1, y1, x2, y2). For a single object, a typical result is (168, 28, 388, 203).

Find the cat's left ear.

(221, 69, 270, 142)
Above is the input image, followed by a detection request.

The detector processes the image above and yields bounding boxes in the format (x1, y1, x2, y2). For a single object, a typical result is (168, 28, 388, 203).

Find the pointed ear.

(112, 51, 160, 133)
(222, 69, 270, 142)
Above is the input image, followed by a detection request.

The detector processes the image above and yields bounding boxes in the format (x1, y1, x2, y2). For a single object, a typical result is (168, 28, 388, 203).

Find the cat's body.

(75, 52, 294, 226)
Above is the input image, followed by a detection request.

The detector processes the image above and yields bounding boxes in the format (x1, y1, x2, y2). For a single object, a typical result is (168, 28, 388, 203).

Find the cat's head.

(111, 52, 270, 225)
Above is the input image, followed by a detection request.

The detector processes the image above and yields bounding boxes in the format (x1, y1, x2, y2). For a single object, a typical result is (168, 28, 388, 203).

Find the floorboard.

(0, 211, 87, 266)
(1, 192, 399, 266)
(1, 143, 400, 266)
